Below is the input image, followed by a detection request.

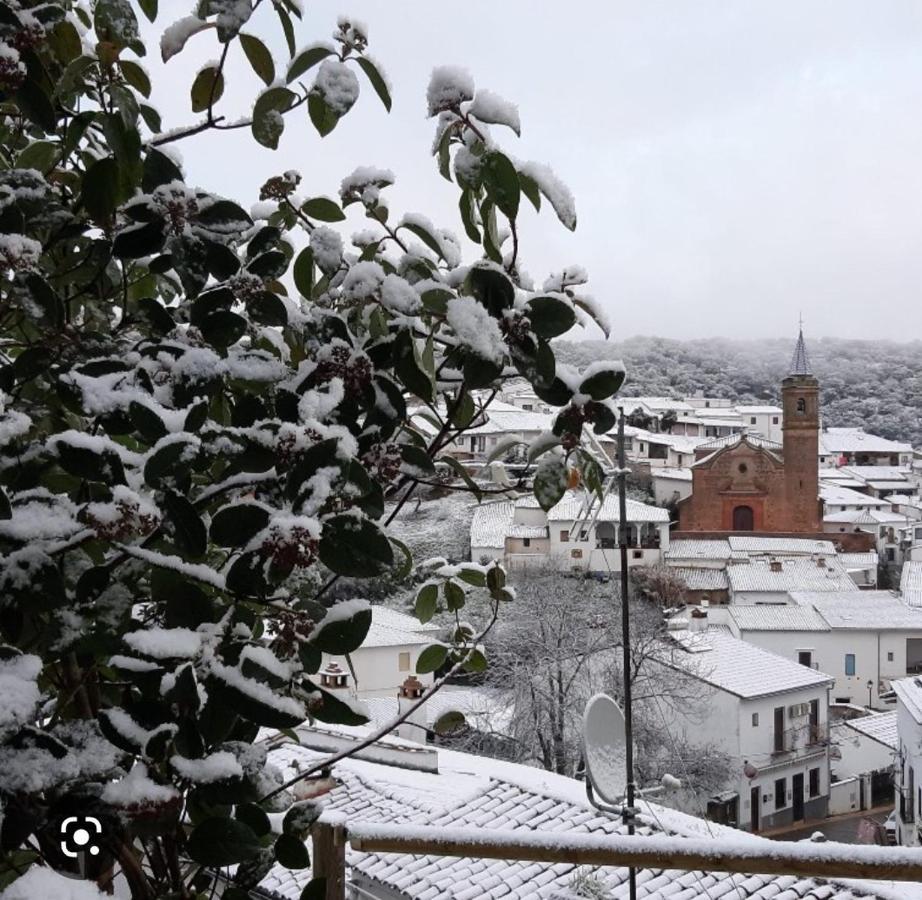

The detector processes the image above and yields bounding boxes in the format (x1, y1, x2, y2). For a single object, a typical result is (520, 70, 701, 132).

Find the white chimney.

(319, 662, 350, 693)
(396, 675, 428, 743)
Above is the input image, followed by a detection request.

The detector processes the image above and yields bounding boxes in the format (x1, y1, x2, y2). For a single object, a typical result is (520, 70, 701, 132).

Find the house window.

(809, 768, 820, 798)
(888, 652, 894, 662)
(796, 398, 806, 414)
(887, 548, 895, 562)
(399, 652, 410, 672)
(798, 650, 813, 668)
(835, 697, 851, 704)
(774, 778, 786, 809)
(772, 416, 779, 425)
(571, 549, 582, 559)
(560, 529, 569, 542)
(750, 416, 757, 425)
(523, 538, 531, 548)
(752, 713, 759, 727)
(845, 653, 856, 676)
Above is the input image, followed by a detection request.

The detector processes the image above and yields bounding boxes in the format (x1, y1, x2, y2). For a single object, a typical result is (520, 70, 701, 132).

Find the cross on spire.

(789, 322, 811, 376)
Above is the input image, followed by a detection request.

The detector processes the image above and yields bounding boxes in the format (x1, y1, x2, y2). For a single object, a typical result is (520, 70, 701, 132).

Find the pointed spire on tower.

(789, 319, 811, 376)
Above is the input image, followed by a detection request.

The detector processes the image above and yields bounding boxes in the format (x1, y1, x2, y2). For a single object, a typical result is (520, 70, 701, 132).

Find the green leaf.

(458, 190, 480, 243)
(162, 490, 207, 558)
(399, 444, 435, 476)
(293, 247, 314, 297)
(201, 309, 248, 349)
(462, 648, 487, 674)
(308, 92, 338, 137)
(433, 710, 466, 735)
(467, 264, 514, 317)
(301, 197, 345, 222)
(253, 86, 295, 149)
(144, 438, 197, 488)
(225, 550, 266, 598)
(129, 400, 167, 442)
(400, 219, 444, 260)
(525, 295, 577, 339)
(16, 140, 56, 171)
(533, 376, 574, 407)
(287, 44, 335, 83)
(393, 330, 434, 403)
(119, 59, 151, 97)
(310, 685, 369, 726)
(0, 487, 10, 520)
(482, 152, 520, 221)
(113, 220, 165, 259)
(142, 147, 183, 191)
(276, 3, 296, 55)
(518, 171, 541, 212)
(94, 0, 142, 53)
(318, 515, 394, 577)
(311, 603, 372, 655)
(456, 566, 486, 588)
(444, 579, 465, 612)
(191, 65, 224, 113)
(437, 455, 483, 501)
(16, 79, 56, 132)
(533, 457, 568, 511)
(81, 157, 120, 222)
(240, 33, 275, 86)
(415, 582, 438, 623)
(580, 365, 626, 401)
(55, 440, 126, 484)
(356, 56, 391, 111)
(300, 879, 327, 900)
(248, 291, 288, 327)
(416, 643, 447, 675)
(247, 249, 287, 279)
(187, 817, 262, 867)
(137, 0, 157, 22)
(208, 672, 303, 728)
(275, 834, 310, 869)
(197, 199, 252, 228)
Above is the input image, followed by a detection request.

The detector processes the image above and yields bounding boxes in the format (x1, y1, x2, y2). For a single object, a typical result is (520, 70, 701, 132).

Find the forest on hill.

(556, 336, 922, 447)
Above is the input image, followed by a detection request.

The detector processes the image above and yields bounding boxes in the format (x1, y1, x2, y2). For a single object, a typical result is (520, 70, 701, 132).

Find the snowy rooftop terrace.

(257, 725, 904, 900)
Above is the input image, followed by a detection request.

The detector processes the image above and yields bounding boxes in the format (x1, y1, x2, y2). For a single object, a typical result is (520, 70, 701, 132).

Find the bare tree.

(455, 568, 731, 801)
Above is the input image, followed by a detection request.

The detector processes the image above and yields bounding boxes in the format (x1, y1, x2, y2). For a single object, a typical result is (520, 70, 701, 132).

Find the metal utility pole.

(616, 408, 637, 900)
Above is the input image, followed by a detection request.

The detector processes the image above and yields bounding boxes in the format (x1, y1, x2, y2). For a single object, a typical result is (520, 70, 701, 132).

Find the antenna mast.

(617, 408, 637, 900)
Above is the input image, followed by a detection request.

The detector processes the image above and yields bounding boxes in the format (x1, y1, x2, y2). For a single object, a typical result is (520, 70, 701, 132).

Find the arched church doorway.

(732, 505, 754, 531)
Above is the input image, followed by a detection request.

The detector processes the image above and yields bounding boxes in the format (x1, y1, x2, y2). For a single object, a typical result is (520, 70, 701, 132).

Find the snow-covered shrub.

(0, 0, 621, 894)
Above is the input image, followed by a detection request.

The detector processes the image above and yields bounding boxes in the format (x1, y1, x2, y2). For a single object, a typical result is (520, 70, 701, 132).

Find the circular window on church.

(738, 462, 748, 474)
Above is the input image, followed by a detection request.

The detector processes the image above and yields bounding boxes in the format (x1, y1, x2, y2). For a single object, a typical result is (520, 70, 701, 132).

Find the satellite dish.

(583, 693, 628, 804)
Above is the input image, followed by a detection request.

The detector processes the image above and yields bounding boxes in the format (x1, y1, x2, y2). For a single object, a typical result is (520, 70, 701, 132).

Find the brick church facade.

(677, 330, 822, 534)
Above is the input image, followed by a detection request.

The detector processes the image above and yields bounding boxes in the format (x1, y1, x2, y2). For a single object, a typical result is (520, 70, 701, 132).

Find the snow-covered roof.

(464, 401, 553, 436)
(789, 591, 922, 630)
(363, 686, 511, 736)
(824, 509, 906, 525)
(838, 551, 879, 570)
(675, 414, 743, 428)
(667, 629, 832, 699)
(843, 711, 898, 750)
(258, 727, 894, 900)
(617, 396, 696, 414)
(697, 432, 783, 453)
(727, 558, 855, 594)
(727, 536, 836, 556)
(729, 605, 831, 632)
(820, 428, 913, 455)
(469, 499, 515, 550)
(736, 405, 783, 414)
(635, 431, 705, 454)
(893, 676, 922, 725)
(820, 484, 891, 508)
(669, 567, 729, 591)
(650, 466, 693, 482)
(664, 539, 741, 562)
(902, 560, 922, 608)
(542, 492, 670, 524)
(842, 466, 911, 481)
(359, 606, 441, 649)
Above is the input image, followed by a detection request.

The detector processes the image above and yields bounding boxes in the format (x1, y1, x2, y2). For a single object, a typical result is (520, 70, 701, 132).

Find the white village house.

(470, 490, 670, 572)
(721, 591, 922, 707)
(726, 556, 856, 604)
(820, 428, 914, 469)
(320, 606, 441, 700)
(660, 622, 833, 833)
(893, 675, 922, 847)
(830, 711, 897, 814)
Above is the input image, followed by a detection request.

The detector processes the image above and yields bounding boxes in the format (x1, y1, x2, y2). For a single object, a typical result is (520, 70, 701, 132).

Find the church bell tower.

(781, 328, 821, 531)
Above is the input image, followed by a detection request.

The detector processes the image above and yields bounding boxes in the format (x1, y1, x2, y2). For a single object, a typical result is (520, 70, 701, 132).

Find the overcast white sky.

(146, 1, 922, 342)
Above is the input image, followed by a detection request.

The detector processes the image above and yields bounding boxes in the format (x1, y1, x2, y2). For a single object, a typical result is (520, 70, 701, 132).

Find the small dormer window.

(796, 398, 806, 414)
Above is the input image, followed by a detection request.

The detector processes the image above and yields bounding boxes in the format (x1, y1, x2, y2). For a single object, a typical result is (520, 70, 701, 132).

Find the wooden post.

(312, 821, 346, 900)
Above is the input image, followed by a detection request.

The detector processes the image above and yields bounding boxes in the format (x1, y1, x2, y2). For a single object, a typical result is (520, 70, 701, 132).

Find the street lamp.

(867, 679, 874, 708)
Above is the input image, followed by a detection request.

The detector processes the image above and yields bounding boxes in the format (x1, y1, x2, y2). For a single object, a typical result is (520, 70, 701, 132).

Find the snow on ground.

(385, 490, 480, 563)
